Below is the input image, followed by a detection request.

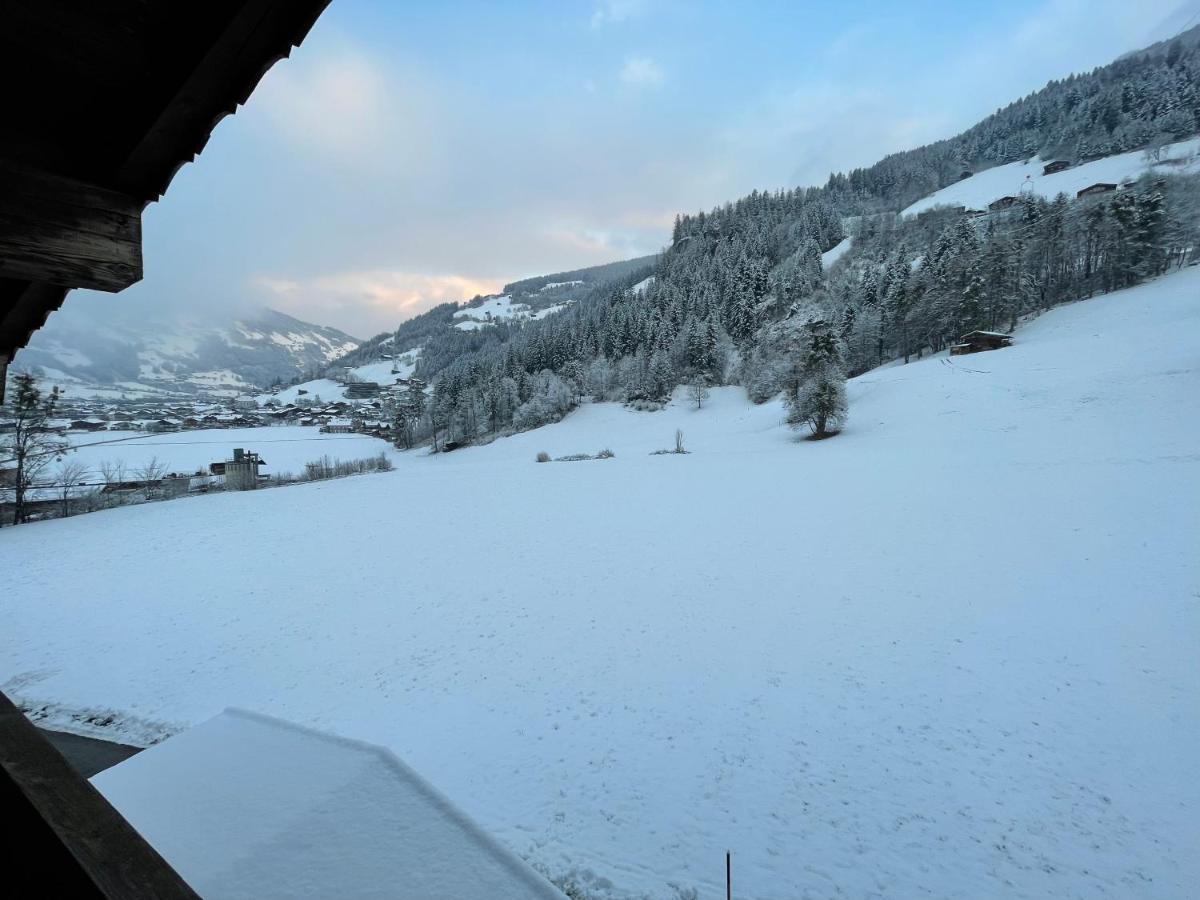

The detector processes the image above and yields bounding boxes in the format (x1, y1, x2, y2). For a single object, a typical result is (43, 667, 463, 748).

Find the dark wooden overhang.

(0, 0, 332, 400)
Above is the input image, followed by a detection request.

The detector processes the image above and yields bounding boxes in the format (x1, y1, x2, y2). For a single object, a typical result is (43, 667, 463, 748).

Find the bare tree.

(686, 374, 710, 409)
(1, 373, 67, 525)
(137, 456, 167, 484)
(98, 459, 127, 505)
(53, 459, 90, 518)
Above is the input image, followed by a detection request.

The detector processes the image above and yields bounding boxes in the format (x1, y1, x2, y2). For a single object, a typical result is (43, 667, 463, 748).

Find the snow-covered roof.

(92, 709, 563, 900)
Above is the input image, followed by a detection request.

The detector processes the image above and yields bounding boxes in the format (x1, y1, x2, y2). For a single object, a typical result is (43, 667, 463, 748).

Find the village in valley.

(0, 354, 425, 523)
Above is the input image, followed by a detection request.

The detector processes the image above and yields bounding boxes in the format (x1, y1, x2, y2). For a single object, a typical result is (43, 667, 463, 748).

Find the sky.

(62, 0, 1200, 339)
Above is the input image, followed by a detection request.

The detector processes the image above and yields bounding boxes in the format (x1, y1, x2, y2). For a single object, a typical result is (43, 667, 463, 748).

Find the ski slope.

(4, 268, 1199, 898)
(903, 137, 1200, 216)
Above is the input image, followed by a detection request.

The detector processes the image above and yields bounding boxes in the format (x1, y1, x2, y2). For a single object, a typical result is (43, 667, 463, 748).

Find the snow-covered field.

(64, 426, 399, 478)
(4, 269, 1199, 898)
(903, 136, 1200, 216)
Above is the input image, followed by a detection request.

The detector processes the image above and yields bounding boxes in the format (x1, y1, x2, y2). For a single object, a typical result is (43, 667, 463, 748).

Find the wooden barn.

(988, 195, 1019, 211)
(1077, 182, 1118, 199)
(951, 331, 1014, 355)
(1042, 160, 1071, 175)
(0, 2, 330, 895)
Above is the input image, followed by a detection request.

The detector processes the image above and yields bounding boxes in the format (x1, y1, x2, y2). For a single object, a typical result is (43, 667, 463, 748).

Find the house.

(1077, 182, 1117, 199)
(68, 419, 106, 432)
(1042, 160, 1071, 175)
(319, 423, 355, 434)
(950, 331, 1013, 355)
(988, 196, 1019, 211)
(91, 710, 564, 900)
(344, 381, 381, 399)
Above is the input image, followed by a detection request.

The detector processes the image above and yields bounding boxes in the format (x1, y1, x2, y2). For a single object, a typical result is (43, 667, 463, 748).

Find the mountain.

(321, 25, 1199, 449)
(325, 254, 658, 378)
(12, 307, 359, 399)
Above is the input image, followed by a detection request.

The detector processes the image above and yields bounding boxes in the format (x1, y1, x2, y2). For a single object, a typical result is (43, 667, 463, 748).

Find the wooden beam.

(0, 690, 200, 898)
(113, 0, 331, 203)
(0, 162, 142, 291)
(0, 278, 70, 369)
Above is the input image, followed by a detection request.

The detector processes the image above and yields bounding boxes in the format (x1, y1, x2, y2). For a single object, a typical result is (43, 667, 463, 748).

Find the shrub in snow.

(536, 451, 551, 463)
(650, 430, 690, 456)
(303, 454, 394, 481)
(597, 448, 614, 459)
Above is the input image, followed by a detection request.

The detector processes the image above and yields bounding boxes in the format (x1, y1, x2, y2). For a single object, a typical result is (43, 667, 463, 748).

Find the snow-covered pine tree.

(784, 320, 848, 439)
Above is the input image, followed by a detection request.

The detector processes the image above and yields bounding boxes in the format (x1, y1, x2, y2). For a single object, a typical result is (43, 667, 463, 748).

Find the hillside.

(903, 136, 1200, 216)
(299, 26, 1197, 457)
(11, 307, 360, 399)
(4, 265, 1197, 899)
(323, 254, 659, 387)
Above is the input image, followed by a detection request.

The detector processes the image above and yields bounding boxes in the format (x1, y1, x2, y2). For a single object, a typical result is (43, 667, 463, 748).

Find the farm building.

(1077, 182, 1118, 199)
(1042, 160, 1071, 175)
(951, 331, 1013, 355)
(344, 381, 382, 399)
(988, 195, 1019, 211)
(221, 449, 265, 491)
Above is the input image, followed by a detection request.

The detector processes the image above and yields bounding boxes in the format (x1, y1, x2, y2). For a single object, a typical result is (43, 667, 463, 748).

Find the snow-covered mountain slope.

(453, 294, 567, 331)
(265, 346, 421, 405)
(4, 268, 1198, 898)
(904, 136, 1200, 216)
(13, 308, 360, 398)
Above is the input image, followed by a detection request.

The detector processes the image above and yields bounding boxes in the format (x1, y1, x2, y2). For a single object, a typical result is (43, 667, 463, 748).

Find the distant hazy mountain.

(13, 307, 359, 398)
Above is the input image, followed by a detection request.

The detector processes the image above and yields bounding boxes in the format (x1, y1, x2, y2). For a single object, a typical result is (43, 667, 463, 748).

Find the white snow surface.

(630, 275, 655, 295)
(92, 709, 564, 900)
(5, 268, 1199, 898)
(65, 426, 399, 478)
(820, 237, 852, 269)
(347, 348, 420, 385)
(903, 137, 1200, 216)
(453, 294, 528, 330)
(268, 378, 345, 405)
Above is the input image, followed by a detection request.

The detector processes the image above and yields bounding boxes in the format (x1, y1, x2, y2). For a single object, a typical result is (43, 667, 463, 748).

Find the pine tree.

(2, 374, 67, 525)
(784, 322, 848, 439)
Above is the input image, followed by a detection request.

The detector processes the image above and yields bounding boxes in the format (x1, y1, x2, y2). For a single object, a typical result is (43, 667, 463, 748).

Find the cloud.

(248, 48, 441, 174)
(590, 0, 647, 29)
(253, 270, 505, 336)
(619, 56, 665, 88)
(540, 221, 660, 261)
